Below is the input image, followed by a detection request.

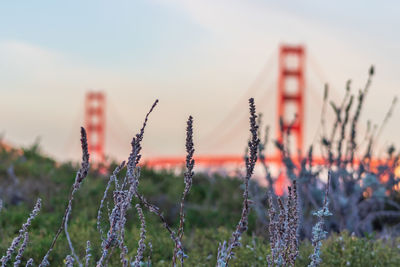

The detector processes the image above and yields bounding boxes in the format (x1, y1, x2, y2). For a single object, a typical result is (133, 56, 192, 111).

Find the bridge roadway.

(142, 154, 381, 168)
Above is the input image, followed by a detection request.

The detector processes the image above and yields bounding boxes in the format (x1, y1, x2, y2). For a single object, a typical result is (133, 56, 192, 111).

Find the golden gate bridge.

(83, 44, 381, 188)
(85, 45, 308, 166)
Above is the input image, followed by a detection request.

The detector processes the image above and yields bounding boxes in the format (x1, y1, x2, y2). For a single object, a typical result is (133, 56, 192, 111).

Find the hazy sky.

(0, 0, 399, 162)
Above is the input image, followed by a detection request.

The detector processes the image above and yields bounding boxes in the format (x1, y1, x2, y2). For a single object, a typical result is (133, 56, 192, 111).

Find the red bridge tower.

(85, 92, 106, 163)
(275, 45, 305, 195)
(277, 45, 305, 155)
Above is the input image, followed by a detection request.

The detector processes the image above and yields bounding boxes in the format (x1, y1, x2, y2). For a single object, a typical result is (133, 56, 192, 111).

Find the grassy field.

(1, 141, 400, 266)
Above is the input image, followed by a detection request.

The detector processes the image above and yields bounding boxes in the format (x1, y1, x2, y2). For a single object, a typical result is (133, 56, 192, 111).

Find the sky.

(0, 0, 400, 162)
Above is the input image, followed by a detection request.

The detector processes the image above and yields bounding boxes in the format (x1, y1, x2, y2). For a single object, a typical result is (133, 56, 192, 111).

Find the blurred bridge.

(85, 45, 310, 166)
(83, 44, 382, 193)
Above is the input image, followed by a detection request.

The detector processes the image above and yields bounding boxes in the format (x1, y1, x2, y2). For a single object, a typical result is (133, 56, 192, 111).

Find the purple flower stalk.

(1, 198, 41, 266)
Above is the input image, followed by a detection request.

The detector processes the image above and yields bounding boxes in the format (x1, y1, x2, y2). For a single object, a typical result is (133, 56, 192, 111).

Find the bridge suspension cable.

(199, 51, 277, 149)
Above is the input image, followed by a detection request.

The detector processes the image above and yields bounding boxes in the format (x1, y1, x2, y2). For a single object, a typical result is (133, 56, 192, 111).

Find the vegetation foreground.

(1, 142, 400, 267)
